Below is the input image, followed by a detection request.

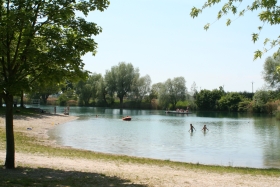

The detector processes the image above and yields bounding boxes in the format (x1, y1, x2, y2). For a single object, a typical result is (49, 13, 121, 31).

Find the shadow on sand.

(0, 166, 147, 187)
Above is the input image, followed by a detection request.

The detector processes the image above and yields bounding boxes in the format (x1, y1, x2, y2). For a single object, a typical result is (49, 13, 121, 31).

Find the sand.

(0, 114, 280, 187)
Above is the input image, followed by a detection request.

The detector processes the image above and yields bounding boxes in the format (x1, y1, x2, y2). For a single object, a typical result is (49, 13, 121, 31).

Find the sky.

(81, 0, 280, 92)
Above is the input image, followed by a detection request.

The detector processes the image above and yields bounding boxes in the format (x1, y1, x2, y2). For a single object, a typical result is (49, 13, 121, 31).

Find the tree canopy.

(195, 87, 225, 110)
(75, 73, 102, 106)
(159, 77, 187, 109)
(129, 74, 151, 103)
(190, 0, 280, 59)
(105, 62, 139, 108)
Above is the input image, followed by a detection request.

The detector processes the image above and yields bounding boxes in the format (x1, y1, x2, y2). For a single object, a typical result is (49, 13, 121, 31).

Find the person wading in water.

(189, 124, 196, 133)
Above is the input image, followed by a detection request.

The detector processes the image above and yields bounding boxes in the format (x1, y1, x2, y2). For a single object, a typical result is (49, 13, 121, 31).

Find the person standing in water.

(202, 125, 209, 132)
(189, 124, 196, 132)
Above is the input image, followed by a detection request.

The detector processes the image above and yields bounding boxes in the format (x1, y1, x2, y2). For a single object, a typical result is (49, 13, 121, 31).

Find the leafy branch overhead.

(190, 0, 280, 60)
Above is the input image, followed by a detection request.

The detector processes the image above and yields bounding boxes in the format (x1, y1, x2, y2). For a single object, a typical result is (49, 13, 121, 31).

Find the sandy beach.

(1, 114, 280, 186)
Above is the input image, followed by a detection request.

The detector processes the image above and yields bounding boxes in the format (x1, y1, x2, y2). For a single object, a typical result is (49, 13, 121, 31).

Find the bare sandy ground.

(1, 114, 280, 187)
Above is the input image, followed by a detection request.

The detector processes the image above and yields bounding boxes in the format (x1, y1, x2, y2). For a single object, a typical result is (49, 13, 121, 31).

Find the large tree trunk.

(41, 94, 49, 105)
(0, 95, 2, 108)
(3, 94, 15, 169)
(102, 93, 108, 106)
(119, 96, 123, 108)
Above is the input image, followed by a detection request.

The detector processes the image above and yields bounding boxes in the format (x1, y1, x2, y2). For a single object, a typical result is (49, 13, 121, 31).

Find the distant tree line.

(22, 56, 280, 117)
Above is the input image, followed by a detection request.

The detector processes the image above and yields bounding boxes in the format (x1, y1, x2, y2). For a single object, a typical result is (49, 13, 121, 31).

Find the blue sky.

(81, 0, 279, 92)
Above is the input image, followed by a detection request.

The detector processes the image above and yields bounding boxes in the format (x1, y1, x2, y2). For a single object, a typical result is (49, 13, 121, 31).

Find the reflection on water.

(38, 106, 280, 169)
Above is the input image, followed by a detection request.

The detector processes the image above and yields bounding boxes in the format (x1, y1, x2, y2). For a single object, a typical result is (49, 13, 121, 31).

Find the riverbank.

(1, 114, 280, 186)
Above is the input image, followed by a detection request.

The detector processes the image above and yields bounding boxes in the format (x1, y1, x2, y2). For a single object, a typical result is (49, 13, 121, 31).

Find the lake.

(37, 106, 280, 169)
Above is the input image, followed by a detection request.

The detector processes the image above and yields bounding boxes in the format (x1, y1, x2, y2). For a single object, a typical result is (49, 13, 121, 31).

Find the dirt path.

(1, 151, 279, 187)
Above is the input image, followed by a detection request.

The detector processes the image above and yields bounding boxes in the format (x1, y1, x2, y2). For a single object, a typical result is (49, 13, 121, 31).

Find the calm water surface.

(40, 106, 280, 169)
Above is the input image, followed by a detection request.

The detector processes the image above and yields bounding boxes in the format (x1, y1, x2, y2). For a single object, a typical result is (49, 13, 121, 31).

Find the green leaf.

(276, 66, 280, 74)
(226, 19, 231, 26)
(271, 40, 277, 47)
(273, 50, 280, 59)
(204, 23, 210, 31)
(189, 0, 280, 59)
(254, 50, 262, 60)
(231, 6, 237, 14)
(252, 33, 259, 43)
(190, 7, 201, 18)
(239, 9, 245, 17)
(264, 38, 270, 45)
(217, 10, 222, 19)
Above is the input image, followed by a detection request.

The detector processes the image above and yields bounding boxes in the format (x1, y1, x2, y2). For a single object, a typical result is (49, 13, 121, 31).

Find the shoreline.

(13, 113, 79, 147)
(1, 114, 280, 186)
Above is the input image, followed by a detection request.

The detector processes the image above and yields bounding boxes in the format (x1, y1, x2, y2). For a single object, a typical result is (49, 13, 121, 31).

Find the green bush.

(176, 100, 189, 109)
(238, 101, 251, 112)
(275, 111, 280, 120)
(58, 95, 67, 106)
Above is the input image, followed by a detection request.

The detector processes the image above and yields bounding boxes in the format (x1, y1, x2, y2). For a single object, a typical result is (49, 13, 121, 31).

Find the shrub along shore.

(0, 110, 280, 186)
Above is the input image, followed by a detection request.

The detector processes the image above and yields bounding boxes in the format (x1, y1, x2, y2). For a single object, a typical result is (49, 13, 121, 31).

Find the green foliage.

(0, 0, 109, 168)
(190, 0, 280, 59)
(176, 100, 189, 109)
(218, 92, 244, 112)
(195, 90, 212, 110)
(265, 101, 278, 114)
(275, 111, 280, 120)
(263, 55, 280, 88)
(195, 87, 225, 111)
(58, 95, 68, 106)
(58, 90, 76, 106)
(105, 62, 140, 108)
(149, 83, 164, 101)
(129, 75, 151, 103)
(238, 100, 251, 112)
(237, 91, 254, 100)
(0, 0, 109, 97)
(75, 73, 102, 106)
(187, 100, 198, 111)
(158, 77, 187, 109)
(251, 89, 279, 113)
(253, 89, 271, 105)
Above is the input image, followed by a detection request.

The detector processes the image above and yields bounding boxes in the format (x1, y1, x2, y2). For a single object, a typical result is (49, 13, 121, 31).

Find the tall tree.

(0, 0, 109, 169)
(190, 82, 198, 98)
(75, 73, 101, 105)
(159, 77, 187, 109)
(190, 0, 280, 59)
(149, 82, 163, 100)
(97, 76, 112, 106)
(105, 62, 139, 108)
(129, 74, 151, 103)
